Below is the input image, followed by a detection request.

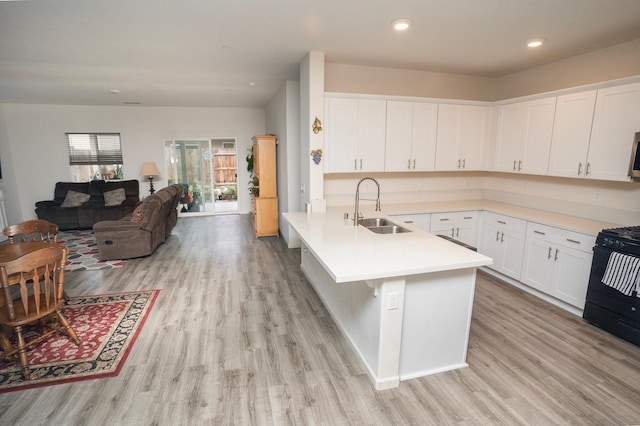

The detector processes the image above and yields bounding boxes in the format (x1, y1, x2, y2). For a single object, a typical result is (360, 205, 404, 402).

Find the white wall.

(0, 104, 265, 224)
(266, 80, 301, 243)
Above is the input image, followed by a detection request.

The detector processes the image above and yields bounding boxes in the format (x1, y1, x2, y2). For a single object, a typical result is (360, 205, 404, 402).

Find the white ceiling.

(1, 0, 640, 108)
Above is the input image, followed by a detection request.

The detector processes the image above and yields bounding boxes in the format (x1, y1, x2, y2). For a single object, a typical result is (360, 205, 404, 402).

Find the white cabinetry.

(479, 212, 527, 280)
(548, 82, 640, 181)
(435, 104, 489, 171)
(430, 211, 478, 247)
(385, 101, 438, 171)
(521, 223, 595, 308)
(548, 90, 597, 178)
(325, 97, 386, 173)
(588, 82, 640, 181)
(494, 97, 556, 175)
(390, 213, 430, 232)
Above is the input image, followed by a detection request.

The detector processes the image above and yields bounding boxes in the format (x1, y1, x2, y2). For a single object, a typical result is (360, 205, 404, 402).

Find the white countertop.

(284, 211, 493, 283)
(331, 199, 621, 236)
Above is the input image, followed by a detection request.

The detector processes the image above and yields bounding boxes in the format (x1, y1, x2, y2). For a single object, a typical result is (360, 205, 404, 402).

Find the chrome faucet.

(354, 177, 381, 225)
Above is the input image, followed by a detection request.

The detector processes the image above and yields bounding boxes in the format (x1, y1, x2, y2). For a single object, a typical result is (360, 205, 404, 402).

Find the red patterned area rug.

(58, 230, 128, 272)
(0, 290, 159, 393)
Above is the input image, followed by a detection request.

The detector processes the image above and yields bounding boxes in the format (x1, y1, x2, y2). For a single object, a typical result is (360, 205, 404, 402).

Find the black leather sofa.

(35, 180, 140, 230)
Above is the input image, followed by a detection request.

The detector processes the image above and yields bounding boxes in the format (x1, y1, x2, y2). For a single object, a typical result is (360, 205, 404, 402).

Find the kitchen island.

(283, 211, 492, 390)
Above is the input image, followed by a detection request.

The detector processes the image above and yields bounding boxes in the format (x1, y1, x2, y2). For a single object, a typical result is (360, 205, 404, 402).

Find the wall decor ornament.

(310, 149, 323, 165)
(312, 117, 322, 134)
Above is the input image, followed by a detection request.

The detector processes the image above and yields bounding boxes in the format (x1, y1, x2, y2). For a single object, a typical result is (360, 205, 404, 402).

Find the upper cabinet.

(548, 90, 597, 178)
(325, 97, 386, 173)
(548, 82, 640, 182)
(494, 97, 556, 175)
(435, 104, 489, 171)
(324, 79, 640, 181)
(587, 82, 640, 181)
(385, 101, 438, 172)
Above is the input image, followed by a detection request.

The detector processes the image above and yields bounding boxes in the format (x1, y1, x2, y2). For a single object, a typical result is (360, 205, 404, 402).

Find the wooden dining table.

(0, 241, 62, 265)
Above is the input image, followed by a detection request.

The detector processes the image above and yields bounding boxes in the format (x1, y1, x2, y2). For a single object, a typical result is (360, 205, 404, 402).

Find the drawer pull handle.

(497, 220, 507, 225)
(554, 249, 559, 261)
(496, 230, 500, 241)
(548, 247, 552, 259)
(404, 221, 414, 224)
(440, 218, 450, 221)
(566, 238, 581, 244)
(534, 230, 546, 235)
(464, 216, 473, 220)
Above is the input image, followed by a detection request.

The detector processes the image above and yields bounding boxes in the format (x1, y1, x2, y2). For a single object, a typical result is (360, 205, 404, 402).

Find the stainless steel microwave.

(630, 132, 640, 180)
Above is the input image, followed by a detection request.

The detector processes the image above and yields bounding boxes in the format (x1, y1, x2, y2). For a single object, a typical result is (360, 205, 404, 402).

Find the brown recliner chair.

(93, 184, 183, 260)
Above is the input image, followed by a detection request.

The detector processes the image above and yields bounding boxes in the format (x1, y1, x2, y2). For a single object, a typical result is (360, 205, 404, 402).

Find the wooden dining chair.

(3, 219, 59, 244)
(0, 245, 81, 380)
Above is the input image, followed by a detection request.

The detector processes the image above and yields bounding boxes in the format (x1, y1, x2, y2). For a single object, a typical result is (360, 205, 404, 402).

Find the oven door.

(585, 245, 640, 323)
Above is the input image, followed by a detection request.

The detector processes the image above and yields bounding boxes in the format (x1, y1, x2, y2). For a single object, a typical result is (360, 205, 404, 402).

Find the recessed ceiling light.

(527, 38, 546, 48)
(248, 82, 256, 87)
(391, 18, 412, 31)
(109, 89, 121, 94)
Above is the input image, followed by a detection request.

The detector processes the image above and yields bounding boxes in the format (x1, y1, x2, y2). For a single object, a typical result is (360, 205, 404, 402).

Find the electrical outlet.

(300, 184, 305, 193)
(388, 292, 399, 310)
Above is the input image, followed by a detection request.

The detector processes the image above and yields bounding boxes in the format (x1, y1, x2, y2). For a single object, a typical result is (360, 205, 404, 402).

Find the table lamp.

(140, 162, 160, 194)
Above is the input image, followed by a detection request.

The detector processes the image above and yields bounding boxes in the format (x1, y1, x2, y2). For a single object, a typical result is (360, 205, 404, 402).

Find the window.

(66, 133, 123, 181)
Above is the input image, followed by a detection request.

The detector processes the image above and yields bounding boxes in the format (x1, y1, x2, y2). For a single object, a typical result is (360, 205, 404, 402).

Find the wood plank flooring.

(1, 214, 639, 425)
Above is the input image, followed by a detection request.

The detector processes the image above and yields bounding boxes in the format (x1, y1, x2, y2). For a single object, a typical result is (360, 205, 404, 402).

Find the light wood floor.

(1, 214, 639, 425)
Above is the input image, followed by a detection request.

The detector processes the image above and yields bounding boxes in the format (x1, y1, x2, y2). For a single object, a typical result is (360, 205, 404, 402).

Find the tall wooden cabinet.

(251, 135, 278, 237)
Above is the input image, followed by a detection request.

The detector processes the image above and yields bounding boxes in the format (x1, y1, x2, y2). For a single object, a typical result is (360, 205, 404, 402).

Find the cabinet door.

(521, 97, 556, 175)
(459, 105, 488, 170)
(521, 237, 554, 292)
(495, 102, 527, 172)
(587, 82, 640, 182)
(548, 91, 596, 178)
(326, 98, 359, 173)
(500, 231, 526, 280)
(435, 104, 462, 171)
(357, 99, 387, 172)
(479, 223, 502, 265)
(254, 197, 279, 237)
(551, 246, 593, 308)
(385, 101, 414, 172)
(411, 102, 438, 171)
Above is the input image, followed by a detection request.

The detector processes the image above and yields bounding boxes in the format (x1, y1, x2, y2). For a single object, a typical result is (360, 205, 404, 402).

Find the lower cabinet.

(253, 197, 279, 237)
(521, 223, 595, 308)
(430, 211, 478, 247)
(479, 212, 527, 280)
(390, 213, 430, 232)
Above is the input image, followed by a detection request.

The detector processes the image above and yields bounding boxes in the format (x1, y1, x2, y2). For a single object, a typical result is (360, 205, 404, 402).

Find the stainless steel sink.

(366, 225, 412, 234)
(358, 217, 395, 227)
(358, 218, 412, 234)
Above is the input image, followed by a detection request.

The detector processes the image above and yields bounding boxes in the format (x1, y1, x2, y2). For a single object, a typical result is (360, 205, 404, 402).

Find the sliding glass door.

(163, 138, 237, 214)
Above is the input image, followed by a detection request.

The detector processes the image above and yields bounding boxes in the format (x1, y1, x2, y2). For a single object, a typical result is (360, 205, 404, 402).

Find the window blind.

(66, 133, 123, 165)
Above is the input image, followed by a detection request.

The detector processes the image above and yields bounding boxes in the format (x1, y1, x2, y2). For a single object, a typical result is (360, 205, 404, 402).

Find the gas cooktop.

(601, 226, 640, 241)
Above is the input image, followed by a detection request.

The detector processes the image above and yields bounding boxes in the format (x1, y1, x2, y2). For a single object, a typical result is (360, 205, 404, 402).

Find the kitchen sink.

(358, 217, 395, 227)
(358, 217, 412, 234)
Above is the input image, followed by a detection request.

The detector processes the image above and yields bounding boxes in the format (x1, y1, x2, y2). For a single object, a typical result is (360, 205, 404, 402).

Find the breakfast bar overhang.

(284, 211, 493, 390)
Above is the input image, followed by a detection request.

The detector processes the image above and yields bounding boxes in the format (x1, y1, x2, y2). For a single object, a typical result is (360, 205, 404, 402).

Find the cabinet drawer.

(526, 222, 595, 251)
(482, 211, 526, 234)
(431, 211, 477, 224)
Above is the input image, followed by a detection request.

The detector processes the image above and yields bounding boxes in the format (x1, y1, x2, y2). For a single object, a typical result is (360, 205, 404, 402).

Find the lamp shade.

(140, 162, 160, 177)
